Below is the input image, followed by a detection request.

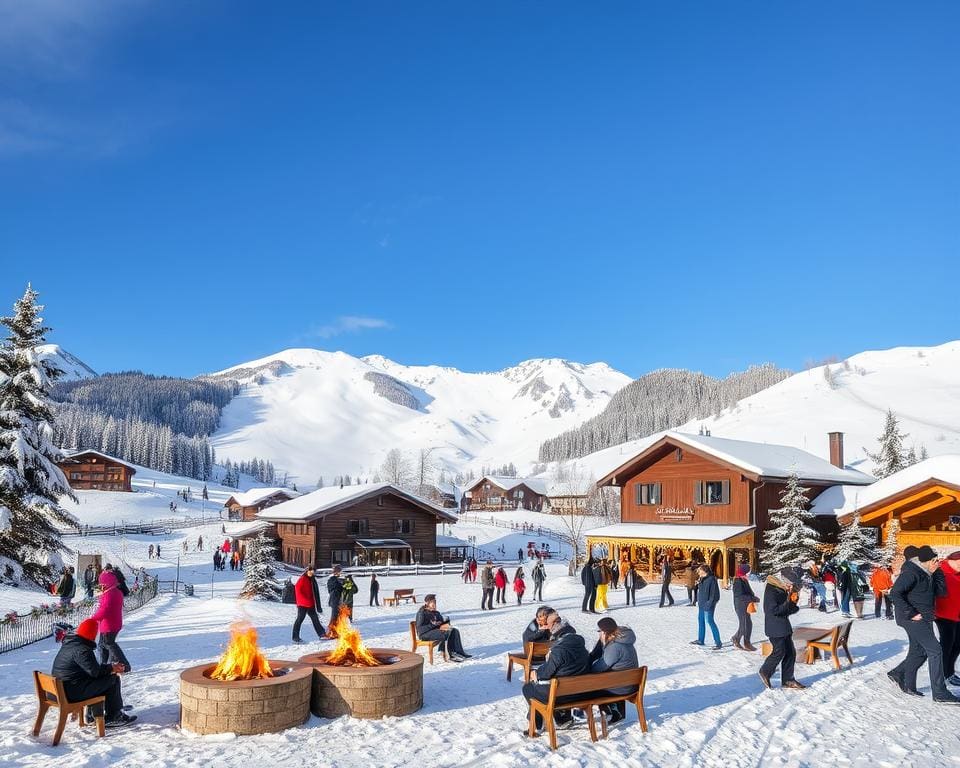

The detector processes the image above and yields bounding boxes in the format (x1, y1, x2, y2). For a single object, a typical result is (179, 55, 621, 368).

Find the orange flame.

(325, 605, 380, 667)
(210, 621, 274, 680)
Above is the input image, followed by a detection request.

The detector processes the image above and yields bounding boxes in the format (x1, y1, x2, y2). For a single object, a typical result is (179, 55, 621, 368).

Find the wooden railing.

(898, 530, 960, 549)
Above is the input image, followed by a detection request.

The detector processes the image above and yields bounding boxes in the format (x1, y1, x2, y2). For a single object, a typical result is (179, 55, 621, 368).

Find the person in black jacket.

(51, 619, 135, 727)
(888, 545, 960, 704)
(758, 568, 805, 689)
(521, 630, 592, 732)
(326, 565, 344, 637)
(659, 555, 675, 607)
(731, 563, 759, 651)
(415, 594, 471, 662)
(523, 606, 554, 644)
(369, 573, 380, 606)
(691, 565, 722, 648)
(580, 558, 598, 614)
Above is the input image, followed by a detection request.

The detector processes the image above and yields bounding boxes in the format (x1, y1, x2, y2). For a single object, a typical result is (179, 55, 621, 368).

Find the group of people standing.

(289, 564, 360, 642)
(479, 559, 546, 609)
(581, 556, 648, 613)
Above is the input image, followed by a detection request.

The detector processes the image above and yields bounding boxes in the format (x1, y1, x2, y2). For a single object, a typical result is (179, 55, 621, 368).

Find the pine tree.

(760, 471, 820, 573)
(879, 519, 900, 568)
(0, 286, 77, 585)
(239, 531, 281, 601)
(834, 512, 878, 564)
(866, 409, 910, 479)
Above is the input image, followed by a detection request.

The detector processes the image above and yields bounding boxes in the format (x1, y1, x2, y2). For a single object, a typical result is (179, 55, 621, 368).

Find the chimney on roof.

(828, 432, 844, 469)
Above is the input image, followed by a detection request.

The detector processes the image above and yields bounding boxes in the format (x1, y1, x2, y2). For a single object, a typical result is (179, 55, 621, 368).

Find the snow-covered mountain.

(207, 349, 631, 484)
(37, 344, 97, 381)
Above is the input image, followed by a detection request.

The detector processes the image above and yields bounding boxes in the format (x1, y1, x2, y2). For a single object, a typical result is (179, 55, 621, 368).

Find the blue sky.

(1, 2, 957, 379)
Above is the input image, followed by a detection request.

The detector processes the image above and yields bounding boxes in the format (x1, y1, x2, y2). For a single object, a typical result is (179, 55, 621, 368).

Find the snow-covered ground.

(2, 558, 957, 767)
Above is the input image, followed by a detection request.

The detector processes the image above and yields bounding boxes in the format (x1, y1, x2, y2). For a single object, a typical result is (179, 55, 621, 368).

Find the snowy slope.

(37, 343, 97, 381)
(672, 341, 960, 473)
(208, 349, 630, 484)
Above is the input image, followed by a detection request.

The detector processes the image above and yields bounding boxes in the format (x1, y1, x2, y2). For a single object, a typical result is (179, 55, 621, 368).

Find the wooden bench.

(805, 620, 854, 669)
(506, 641, 552, 683)
(760, 622, 854, 669)
(383, 588, 417, 607)
(33, 671, 106, 746)
(409, 620, 448, 665)
(528, 667, 648, 750)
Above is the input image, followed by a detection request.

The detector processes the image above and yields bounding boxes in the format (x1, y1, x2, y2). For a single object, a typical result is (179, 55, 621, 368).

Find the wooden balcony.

(898, 530, 960, 549)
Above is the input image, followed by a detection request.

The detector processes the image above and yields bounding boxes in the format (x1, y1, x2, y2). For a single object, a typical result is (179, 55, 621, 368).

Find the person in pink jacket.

(89, 568, 131, 671)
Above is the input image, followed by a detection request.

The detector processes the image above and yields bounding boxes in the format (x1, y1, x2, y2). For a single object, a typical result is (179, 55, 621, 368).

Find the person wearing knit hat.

(585, 616, 638, 723)
(758, 567, 805, 690)
(51, 617, 136, 728)
(731, 563, 760, 652)
(889, 544, 960, 704)
(935, 551, 960, 687)
(902, 545, 919, 561)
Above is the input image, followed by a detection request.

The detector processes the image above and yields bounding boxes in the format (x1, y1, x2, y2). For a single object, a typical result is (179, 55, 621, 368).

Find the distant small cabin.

(58, 450, 136, 492)
(224, 488, 298, 522)
(461, 476, 547, 513)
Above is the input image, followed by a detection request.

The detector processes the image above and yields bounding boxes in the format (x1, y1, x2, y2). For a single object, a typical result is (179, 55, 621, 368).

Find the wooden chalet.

(224, 487, 298, 522)
(461, 476, 547, 513)
(812, 454, 960, 557)
(58, 450, 136, 492)
(589, 431, 873, 585)
(257, 482, 458, 568)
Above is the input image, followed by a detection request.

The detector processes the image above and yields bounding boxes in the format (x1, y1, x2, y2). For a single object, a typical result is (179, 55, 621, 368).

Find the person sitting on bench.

(415, 594, 472, 663)
(521, 625, 591, 733)
(585, 616, 639, 723)
(522, 606, 554, 644)
(51, 619, 136, 728)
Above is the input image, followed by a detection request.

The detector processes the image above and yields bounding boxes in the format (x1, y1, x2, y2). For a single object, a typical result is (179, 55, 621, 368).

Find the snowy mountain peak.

(37, 344, 97, 382)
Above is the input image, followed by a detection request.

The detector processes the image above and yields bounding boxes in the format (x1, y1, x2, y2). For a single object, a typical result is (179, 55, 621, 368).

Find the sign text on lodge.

(655, 506, 695, 521)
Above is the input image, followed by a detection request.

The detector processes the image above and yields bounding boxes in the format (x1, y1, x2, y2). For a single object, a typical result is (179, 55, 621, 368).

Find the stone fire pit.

(180, 660, 313, 735)
(298, 649, 423, 719)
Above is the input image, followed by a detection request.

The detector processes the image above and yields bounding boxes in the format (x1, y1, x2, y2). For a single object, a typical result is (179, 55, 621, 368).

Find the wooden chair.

(528, 667, 648, 750)
(506, 641, 552, 683)
(409, 620, 447, 664)
(33, 671, 106, 746)
(805, 620, 854, 670)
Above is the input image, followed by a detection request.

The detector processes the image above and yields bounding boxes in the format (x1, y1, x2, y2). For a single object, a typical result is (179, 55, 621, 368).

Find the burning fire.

(210, 621, 274, 680)
(326, 606, 380, 667)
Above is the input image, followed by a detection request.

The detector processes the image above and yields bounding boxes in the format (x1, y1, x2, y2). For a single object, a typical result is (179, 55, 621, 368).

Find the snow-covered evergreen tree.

(0, 286, 77, 585)
(834, 512, 878, 564)
(760, 471, 820, 573)
(239, 531, 280, 601)
(865, 409, 910, 479)
(878, 519, 900, 568)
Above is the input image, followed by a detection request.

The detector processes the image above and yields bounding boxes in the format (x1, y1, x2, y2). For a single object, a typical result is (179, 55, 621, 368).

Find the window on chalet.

(70, 472, 81, 480)
(695, 480, 730, 506)
(377, 495, 384, 507)
(488, 496, 501, 505)
(636, 483, 662, 505)
(331, 547, 354, 565)
(347, 519, 368, 535)
(395, 519, 414, 535)
(515, 489, 524, 499)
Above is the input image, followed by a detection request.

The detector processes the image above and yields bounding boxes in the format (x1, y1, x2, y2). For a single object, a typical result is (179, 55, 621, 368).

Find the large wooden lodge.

(257, 482, 458, 568)
(224, 487, 298, 521)
(58, 450, 137, 492)
(461, 475, 547, 513)
(587, 431, 873, 585)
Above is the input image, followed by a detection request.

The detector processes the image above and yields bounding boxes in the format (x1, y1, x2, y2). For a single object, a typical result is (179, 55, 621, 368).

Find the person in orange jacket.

(870, 564, 895, 620)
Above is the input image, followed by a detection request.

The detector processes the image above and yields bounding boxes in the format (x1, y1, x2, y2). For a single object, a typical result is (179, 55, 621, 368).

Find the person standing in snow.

(690, 565, 722, 650)
(871, 563, 895, 620)
(56, 567, 74, 607)
(90, 569, 131, 672)
(155, 544, 161, 559)
(518, 548, 524, 563)
(935, 552, 960, 687)
(758, 568, 805, 690)
(624, 564, 643, 606)
(481, 560, 495, 610)
(595, 560, 612, 612)
(83, 563, 97, 599)
(658, 555, 675, 608)
(731, 564, 759, 651)
(513, 571, 526, 605)
(495, 566, 508, 605)
(684, 562, 699, 606)
(292, 566, 324, 643)
(326, 565, 345, 636)
(148, 544, 154, 560)
(586, 617, 639, 723)
(369, 573, 380, 606)
(581, 557, 598, 614)
(532, 560, 546, 602)
(341, 575, 358, 617)
(469, 557, 478, 583)
(888, 545, 959, 704)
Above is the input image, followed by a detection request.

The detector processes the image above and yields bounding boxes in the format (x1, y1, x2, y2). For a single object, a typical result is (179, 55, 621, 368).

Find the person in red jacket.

(935, 551, 960, 686)
(292, 565, 324, 643)
(90, 568, 131, 672)
(494, 566, 508, 604)
(870, 564, 895, 620)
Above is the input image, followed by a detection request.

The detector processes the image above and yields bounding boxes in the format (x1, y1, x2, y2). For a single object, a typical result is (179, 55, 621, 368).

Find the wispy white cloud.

(305, 316, 392, 340)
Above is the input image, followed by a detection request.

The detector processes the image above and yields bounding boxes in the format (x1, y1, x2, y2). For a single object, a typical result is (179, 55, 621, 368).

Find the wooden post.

(648, 546, 656, 582)
(721, 546, 729, 588)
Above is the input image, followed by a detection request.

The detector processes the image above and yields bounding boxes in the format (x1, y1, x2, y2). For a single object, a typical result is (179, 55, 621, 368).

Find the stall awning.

(354, 539, 412, 550)
(586, 523, 755, 545)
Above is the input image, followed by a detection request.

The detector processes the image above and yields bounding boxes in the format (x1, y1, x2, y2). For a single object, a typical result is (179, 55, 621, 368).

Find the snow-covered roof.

(226, 487, 297, 507)
(61, 449, 137, 473)
(257, 482, 457, 523)
(811, 454, 960, 518)
(436, 534, 469, 547)
(464, 475, 548, 495)
(600, 431, 874, 486)
(225, 519, 274, 538)
(587, 523, 756, 543)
